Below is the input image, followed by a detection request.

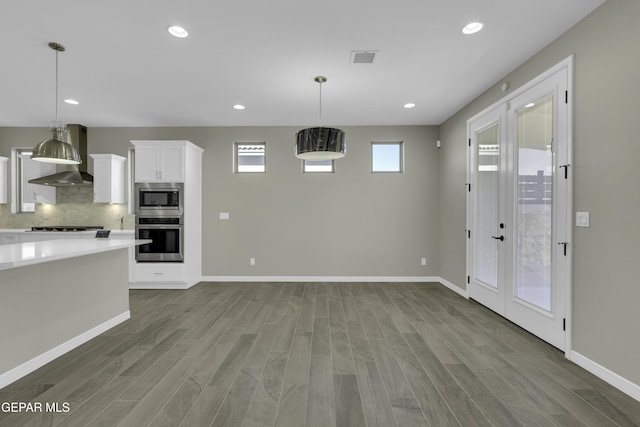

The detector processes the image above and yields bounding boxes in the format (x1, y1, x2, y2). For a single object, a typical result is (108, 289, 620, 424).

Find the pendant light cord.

(318, 80, 322, 122)
(55, 48, 59, 124)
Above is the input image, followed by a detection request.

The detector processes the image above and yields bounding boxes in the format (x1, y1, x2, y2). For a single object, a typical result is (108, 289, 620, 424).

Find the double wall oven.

(135, 183, 184, 262)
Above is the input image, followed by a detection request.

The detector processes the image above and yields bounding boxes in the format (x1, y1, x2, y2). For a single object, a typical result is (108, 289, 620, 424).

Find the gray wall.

(0, 125, 441, 278)
(439, 0, 640, 384)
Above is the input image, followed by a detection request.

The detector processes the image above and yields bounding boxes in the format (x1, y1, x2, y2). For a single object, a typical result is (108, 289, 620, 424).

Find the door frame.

(466, 56, 574, 356)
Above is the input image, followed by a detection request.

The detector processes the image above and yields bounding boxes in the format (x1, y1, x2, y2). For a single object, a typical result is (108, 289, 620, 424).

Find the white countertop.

(0, 239, 149, 271)
(0, 229, 134, 236)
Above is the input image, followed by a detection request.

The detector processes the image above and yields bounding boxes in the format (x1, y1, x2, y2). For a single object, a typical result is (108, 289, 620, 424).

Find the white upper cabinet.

(132, 141, 185, 183)
(90, 154, 126, 204)
(0, 157, 7, 204)
(19, 154, 56, 204)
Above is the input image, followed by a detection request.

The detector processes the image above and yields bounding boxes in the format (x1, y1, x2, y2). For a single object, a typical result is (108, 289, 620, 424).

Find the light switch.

(576, 212, 590, 227)
(219, 212, 230, 220)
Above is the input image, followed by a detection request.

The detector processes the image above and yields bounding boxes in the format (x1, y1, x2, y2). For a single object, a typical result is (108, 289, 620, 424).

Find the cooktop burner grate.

(30, 226, 104, 232)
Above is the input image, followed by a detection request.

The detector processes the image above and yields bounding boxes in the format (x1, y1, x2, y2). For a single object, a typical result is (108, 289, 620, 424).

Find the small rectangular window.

(372, 142, 403, 172)
(235, 142, 266, 173)
(303, 159, 334, 173)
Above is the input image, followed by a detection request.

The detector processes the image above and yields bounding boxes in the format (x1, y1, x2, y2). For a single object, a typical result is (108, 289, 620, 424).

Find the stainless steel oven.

(135, 216, 184, 262)
(135, 183, 184, 216)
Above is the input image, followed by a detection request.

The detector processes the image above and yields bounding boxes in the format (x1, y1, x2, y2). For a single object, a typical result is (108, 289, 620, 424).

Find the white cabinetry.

(132, 142, 185, 183)
(19, 154, 56, 204)
(129, 140, 203, 289)
(90, 154, 126, 203)
(0, 157, 7, 204)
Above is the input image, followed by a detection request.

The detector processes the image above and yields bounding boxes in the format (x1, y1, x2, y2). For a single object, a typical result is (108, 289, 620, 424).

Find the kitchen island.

(0, 238, 149, 388)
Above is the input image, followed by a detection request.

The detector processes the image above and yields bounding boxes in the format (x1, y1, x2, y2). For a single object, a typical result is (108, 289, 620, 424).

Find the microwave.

(135, 183, 184, 216)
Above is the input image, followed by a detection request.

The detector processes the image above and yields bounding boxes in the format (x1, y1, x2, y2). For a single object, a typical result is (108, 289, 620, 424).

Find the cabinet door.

(91, 154, 125, 203)
(158, 146, 184, 182)
(20, 155, 56, 204)
(134, 146, 160, 182)
(92, 158, 111, 203)
(134, 145, 185, 183)
(0, 157, 7, 204)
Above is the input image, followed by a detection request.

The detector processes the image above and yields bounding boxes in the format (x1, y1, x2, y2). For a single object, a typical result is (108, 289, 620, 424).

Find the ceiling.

(1, 0, 605, 128)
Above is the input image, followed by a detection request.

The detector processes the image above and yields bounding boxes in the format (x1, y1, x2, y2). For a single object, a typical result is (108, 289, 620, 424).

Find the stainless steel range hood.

(29, 124, 93, 186)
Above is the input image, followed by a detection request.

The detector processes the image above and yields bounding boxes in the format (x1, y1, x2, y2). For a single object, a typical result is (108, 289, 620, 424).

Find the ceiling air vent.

(351, 50, 377, 64)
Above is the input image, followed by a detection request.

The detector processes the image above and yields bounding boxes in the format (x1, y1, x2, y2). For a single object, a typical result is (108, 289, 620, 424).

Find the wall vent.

(351, 50, 377, 64)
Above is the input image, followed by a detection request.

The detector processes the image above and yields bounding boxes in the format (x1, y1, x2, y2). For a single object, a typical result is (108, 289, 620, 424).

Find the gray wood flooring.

(1, 282, 638, 426)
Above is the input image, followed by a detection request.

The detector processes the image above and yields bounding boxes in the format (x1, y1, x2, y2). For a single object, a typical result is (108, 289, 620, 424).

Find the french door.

(467, 59, 572, 350)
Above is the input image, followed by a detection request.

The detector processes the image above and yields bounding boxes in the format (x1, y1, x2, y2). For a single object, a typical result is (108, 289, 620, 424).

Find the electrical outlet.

(250, 258, 256, 266)
(421, 258, 427, 266)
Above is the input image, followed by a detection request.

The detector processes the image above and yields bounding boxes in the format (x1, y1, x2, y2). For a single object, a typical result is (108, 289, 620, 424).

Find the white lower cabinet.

(131, 263, 185, 285)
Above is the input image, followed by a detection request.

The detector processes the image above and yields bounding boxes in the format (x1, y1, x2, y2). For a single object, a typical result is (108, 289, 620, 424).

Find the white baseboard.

(0, 311, 130, 389)
(129, 279, 199, 290)
(569, 351, 640, 402)
(200, 275, 469, 297)
(436, 276, 469, 298)
(201, 275, 443, 283)
(130, 282, 190, 289)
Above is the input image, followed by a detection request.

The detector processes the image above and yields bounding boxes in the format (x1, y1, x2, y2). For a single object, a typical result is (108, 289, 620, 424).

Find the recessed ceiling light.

(167, 25, 189, 38)
(404, 103, 416, 109)
(233, 104, 245, 110)
(64, 99, 79, 105)
(525, 102, 536, 108)
(462, 22, 484, 35)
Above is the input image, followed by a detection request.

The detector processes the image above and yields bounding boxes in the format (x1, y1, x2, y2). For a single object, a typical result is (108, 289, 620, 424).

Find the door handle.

(492, 235, 504, 241)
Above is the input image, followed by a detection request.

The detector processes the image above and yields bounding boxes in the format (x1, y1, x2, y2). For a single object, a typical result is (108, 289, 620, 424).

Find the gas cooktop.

(30, 226, 104, 232)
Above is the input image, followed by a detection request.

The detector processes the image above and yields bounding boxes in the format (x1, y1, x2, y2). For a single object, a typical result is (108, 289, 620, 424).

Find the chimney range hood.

(29, 124, 93, 186)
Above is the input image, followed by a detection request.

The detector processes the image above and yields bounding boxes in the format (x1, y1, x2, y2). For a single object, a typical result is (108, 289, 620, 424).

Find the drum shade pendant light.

(295, 76, 346, 160)
(31, 42, 82, 165)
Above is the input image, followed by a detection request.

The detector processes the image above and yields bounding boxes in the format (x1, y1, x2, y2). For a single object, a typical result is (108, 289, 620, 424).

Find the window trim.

(371, 141, 404, 173)
(234, 141, 266, 173)
(302, 159, 335, 174)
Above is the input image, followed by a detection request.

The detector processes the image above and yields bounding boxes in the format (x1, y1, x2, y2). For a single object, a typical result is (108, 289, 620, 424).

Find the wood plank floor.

(1, 282, 639, 426)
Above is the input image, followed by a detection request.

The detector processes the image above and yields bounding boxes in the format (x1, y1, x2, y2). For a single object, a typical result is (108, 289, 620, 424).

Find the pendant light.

(31, 42, 82, 165)
(295, 76, 346, 160)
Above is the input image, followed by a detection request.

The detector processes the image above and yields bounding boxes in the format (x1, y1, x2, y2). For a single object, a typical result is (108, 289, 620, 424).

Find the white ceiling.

(1, 0, 605, 128)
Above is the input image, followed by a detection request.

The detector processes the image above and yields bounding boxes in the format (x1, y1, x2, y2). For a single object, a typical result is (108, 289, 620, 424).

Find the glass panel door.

(515, 97, 553, 311)
(468, 57, 572, 351)
(468, 106, 506, 315)
(475, 124, 499, 289)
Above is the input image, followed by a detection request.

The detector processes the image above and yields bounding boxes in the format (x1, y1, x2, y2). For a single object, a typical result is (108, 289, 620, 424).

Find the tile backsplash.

(0, 186, 135, 230)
